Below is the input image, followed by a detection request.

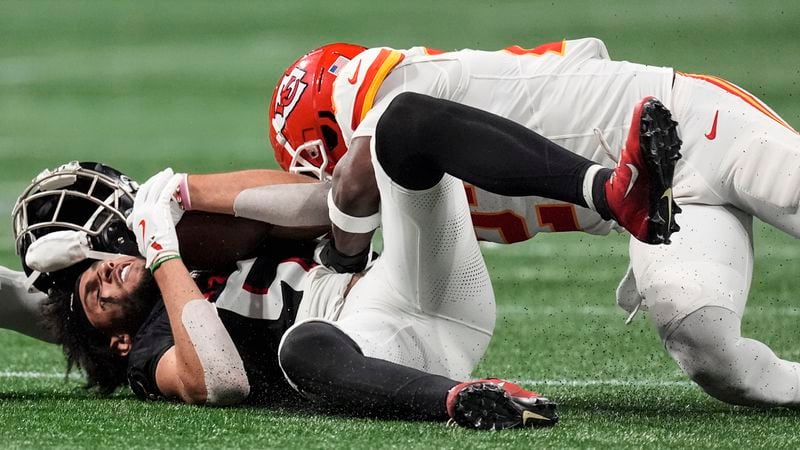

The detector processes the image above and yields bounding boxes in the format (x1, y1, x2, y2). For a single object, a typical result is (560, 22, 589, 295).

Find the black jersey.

(127, 240, 317, 404)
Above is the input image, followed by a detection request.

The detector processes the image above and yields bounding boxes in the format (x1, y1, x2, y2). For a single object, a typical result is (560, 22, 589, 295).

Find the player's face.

(77, 255, 150, 336)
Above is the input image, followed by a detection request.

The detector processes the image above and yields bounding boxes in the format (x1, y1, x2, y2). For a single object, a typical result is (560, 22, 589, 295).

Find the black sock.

(279, 321, 458, 421)
(375, 92, 594, 208)
(592, 168, 614, 220)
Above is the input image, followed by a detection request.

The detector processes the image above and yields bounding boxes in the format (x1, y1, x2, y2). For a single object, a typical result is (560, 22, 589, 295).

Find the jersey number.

(535, 204, 580, 232)
(465, 185, 580, 243)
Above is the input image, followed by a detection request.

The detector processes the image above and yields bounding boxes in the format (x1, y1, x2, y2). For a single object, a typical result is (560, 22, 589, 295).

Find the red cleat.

(605, 97, 682, 244)
(446, 378, 558, 430)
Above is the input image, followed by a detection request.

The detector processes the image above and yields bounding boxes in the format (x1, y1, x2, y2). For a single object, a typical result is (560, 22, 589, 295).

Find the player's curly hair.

(41, 286, 128, 394)
(40, 265, 159, 395)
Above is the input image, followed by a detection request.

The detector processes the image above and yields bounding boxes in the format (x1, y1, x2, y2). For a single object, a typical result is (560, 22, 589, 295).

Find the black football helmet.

(12, 161, 139, 295)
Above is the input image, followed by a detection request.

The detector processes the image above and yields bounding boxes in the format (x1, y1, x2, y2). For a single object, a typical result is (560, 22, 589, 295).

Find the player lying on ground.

(270, 38, 800, 408)
(12, 163, 561, 428)
(10, 101, 673, 429)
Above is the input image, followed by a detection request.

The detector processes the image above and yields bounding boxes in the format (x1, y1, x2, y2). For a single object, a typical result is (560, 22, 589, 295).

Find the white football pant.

(295, 138, 496, 381)
(628, 204, 800, 407)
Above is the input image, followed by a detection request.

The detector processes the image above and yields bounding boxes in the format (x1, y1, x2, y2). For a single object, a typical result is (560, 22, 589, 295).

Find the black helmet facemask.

(12, 161, 139, 296)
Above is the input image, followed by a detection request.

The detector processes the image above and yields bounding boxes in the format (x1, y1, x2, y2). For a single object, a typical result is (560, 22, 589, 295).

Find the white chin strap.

(23, 230, 123, 292)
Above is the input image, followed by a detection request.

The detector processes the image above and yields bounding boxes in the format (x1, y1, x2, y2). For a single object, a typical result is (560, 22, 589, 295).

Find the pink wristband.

(176, 173, 192, 211)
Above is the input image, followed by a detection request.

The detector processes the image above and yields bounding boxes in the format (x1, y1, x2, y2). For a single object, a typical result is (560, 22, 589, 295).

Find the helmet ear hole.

(320, 124, 339, 154)
(93, 220, 138, 256)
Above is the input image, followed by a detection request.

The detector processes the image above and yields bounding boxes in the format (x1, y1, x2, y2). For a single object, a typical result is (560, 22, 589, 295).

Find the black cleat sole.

(451, 383, 559, 430)
(639, 99, 682, 244)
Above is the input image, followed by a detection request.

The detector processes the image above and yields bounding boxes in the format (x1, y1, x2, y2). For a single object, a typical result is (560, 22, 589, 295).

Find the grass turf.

(1, 1, 800, 448)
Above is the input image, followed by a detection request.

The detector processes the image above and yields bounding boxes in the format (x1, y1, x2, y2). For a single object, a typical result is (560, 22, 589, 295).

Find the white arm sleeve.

(0, 267, 54, 343)
(181, 299, 250, 405)
(233, 182, 331, 227)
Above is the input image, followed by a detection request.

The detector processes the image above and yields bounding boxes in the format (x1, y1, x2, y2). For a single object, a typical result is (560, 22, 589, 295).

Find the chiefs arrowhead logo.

(273, 67, 308, 119)
(272, 67, 309, 146)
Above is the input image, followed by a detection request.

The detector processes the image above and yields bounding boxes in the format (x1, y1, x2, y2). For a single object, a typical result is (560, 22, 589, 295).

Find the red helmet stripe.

(351, 49, 406, 130)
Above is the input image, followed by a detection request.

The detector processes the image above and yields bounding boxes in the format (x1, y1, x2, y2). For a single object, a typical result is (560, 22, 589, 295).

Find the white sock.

(582, 164, 605, 212)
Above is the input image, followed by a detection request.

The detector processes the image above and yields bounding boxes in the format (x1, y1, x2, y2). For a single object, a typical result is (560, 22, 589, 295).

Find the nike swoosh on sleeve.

(347, 60, 362, 84)
(705, 110, 719, 140)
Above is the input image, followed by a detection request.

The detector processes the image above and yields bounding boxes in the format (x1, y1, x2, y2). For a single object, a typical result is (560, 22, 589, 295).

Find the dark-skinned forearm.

(330, 136, 380, 256)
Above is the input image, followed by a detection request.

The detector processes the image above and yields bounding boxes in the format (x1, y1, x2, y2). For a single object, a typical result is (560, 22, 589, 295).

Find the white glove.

(25, 230, 121, 272)
(127, 168, 186, 270)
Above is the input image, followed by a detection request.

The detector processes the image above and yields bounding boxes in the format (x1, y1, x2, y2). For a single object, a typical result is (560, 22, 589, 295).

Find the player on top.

(271, 40, 680, 249)
(268, 38, 800, 408)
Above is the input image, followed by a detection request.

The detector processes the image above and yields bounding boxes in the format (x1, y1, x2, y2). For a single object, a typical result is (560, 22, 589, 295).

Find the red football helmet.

(269, 43, 367, 180)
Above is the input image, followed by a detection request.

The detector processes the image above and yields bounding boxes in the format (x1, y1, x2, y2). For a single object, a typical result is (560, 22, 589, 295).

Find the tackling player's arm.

(329, 136, 380, 258)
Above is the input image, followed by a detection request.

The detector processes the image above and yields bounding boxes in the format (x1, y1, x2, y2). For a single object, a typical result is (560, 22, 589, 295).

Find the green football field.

(2, 1, 800, 447)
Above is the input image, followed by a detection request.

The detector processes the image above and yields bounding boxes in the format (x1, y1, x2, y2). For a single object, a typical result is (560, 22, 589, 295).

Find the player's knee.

(279, 321, 361, 386)
(377, 93, 425, 158)
(379, 92, 429, 140)
(279, 322, 332, 378)
(376, 93, 444, 189)
(640, 262, 745, 342)
(642, 276, 705, 342)
(664, 307, 752, 401)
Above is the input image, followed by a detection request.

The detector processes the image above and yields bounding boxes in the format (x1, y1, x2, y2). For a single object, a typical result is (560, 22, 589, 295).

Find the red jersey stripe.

(351, 49, 405, 130)
(682, 72, 797, 133)
(504, 40, 567, 57)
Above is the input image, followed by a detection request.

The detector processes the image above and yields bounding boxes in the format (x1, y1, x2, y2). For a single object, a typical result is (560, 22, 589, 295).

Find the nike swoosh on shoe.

(624, 164, 638, 198)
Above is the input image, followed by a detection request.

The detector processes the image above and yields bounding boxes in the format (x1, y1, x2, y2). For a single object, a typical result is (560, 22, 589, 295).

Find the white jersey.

(325, 38, 800, 407)
(331, 38, 674, 242)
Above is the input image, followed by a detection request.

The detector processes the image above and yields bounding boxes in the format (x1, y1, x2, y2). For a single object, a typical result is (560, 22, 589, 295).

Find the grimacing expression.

(77, 256, 156, 338)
